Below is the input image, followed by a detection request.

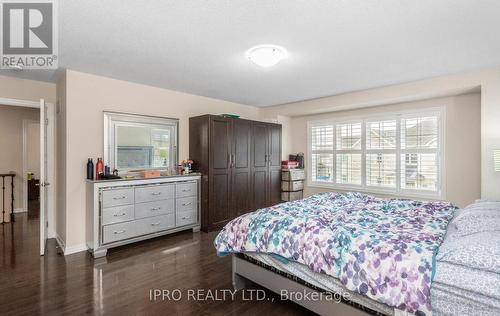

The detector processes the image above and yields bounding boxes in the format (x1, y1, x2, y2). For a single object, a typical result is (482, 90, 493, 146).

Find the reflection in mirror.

(104, 112, 178, 173)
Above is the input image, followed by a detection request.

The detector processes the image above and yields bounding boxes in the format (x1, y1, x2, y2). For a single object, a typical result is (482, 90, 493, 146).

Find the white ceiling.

(2, 0, 500, 106)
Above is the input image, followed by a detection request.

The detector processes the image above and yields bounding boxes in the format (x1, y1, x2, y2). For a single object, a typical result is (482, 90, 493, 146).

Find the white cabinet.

(86, 175, 201, 257)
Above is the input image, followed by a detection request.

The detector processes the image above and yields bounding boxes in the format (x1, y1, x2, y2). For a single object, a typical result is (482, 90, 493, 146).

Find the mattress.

(246, 252, 500, 316)
(245, 252, 394, 316)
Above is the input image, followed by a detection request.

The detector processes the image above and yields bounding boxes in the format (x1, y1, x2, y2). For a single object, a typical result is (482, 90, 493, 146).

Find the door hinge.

(46, 221, 49, 228)
(45, 118, 49, 125)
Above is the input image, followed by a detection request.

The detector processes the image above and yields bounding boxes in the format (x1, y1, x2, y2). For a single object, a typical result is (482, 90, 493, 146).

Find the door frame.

(0, 97, 56, 241)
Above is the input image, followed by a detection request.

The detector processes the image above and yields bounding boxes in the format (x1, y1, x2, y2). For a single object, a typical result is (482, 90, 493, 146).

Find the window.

(335, 122, 362, 185)
(308, 109, 443, 198)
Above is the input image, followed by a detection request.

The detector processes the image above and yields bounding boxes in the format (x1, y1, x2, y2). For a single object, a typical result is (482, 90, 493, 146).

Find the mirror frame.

(104, 111, 179, 173)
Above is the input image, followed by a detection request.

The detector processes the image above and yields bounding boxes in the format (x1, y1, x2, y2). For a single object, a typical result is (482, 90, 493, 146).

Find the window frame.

(104, 111, 179, 173)
(307, 107, 446, 200)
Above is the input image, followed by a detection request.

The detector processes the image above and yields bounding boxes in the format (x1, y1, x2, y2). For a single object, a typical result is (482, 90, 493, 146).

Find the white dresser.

(86, 174, 201, 257)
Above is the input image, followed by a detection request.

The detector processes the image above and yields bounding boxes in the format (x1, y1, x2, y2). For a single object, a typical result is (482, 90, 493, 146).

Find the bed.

(214, 192, 500, 316)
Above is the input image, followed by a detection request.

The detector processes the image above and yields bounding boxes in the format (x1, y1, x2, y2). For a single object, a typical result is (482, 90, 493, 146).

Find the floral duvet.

(214, 192, 456, 315)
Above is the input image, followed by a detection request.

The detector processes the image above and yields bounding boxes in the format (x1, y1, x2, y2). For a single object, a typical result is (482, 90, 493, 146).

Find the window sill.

(307, 182, 444, 201)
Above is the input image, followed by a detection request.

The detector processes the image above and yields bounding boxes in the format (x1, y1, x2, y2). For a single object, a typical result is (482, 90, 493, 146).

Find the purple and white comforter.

(214, 192, 457, 315)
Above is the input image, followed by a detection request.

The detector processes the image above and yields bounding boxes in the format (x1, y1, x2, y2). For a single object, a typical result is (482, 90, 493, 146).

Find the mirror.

(104, 112, 178, 172)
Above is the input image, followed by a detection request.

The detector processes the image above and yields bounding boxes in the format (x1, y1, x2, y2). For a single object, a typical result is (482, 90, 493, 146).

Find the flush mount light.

(246, 45, 288, 67)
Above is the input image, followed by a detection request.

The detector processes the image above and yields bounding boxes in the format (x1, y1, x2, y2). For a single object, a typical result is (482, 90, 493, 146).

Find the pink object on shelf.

(140, 170, 161, 178)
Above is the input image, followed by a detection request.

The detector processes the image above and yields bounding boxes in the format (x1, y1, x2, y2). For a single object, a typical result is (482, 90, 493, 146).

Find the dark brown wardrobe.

(189, 115, 282, 232)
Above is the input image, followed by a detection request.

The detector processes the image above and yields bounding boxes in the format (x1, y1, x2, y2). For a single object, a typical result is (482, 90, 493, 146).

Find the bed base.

(232, 254, 374, 316)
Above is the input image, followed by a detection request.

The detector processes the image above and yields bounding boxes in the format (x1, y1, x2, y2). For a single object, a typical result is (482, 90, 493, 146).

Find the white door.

(40, 99, 49, 255)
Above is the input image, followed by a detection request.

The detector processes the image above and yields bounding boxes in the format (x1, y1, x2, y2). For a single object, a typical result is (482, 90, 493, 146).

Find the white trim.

(307, 107, 446, 200)
(56, 233, 88, 256)
(55, 233, 66, 253)
(64, 243, 88, 256)
(14, 208, 27, 213)
(0, 97, 40, 108)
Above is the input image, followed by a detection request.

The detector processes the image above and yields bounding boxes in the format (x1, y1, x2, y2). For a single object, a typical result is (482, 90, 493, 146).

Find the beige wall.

(286, 94, 480, 208)
(261, 67, 500, 202)
(0, 75, 56, 104)
(0, 105, 39, 221)
(62, 69, 261, 247)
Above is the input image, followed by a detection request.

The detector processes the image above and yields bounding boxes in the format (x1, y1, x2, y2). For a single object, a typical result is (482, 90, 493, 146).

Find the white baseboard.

(64, 243, 88, 255)
(55, 233, 66, 252)
(14, 208, 27, 213)
(55, 233, 87, 255)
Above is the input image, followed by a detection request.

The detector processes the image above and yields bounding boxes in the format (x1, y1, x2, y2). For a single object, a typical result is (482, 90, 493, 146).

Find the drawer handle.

(182, 189, 191, 192)
(114, 230, 126, 234)
(151, 192, 162, 196)
(182, 202, 192, 206)
(113, 212, 127, 217)
(151, 207, 161, 211)
(151, 222, 161, 226)
(113, 196, 126, 200)
(181, 216, 191, 220)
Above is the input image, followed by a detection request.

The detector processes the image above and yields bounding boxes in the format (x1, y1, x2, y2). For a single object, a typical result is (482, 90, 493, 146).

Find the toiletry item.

(113, 169, 119, 176)
(105, 165, 110, 176)
(87, 158, 94, 180)
(96, 158, 104, 180)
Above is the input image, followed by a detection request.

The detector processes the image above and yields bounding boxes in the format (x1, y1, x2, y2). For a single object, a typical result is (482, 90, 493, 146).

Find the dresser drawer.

(135, 199, 174, 219)
(101, 188, 134, 208)
(102, 221, 136, 244)
(176, 196, 197, 212)
(176, 210, 197, 227)
(136, 214, 175, 236)
(102, 204, 135, 225)
(135, 184, 175, 203)
(176, 182, 197, 198)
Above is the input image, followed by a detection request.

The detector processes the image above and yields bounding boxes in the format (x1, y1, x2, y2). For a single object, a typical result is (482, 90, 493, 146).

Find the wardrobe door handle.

(231, 154, 235, 168)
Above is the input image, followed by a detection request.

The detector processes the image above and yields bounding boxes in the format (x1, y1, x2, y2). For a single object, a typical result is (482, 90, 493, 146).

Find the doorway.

(0, 98, 55, 257)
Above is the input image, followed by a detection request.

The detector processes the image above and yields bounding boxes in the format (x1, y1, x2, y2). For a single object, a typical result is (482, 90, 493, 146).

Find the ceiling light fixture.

(246, 45, 288, 67)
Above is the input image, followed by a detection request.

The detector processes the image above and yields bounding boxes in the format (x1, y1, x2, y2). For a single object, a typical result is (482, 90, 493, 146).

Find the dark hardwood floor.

(0, 213, 312, 316)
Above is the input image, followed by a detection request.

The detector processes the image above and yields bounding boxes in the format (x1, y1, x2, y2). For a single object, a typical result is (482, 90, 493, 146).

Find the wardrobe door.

(268, 124, 282, 206)
(251, 122, 269, 210)
(209, 117, 232, 229)
(231, 120, 251, 217)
